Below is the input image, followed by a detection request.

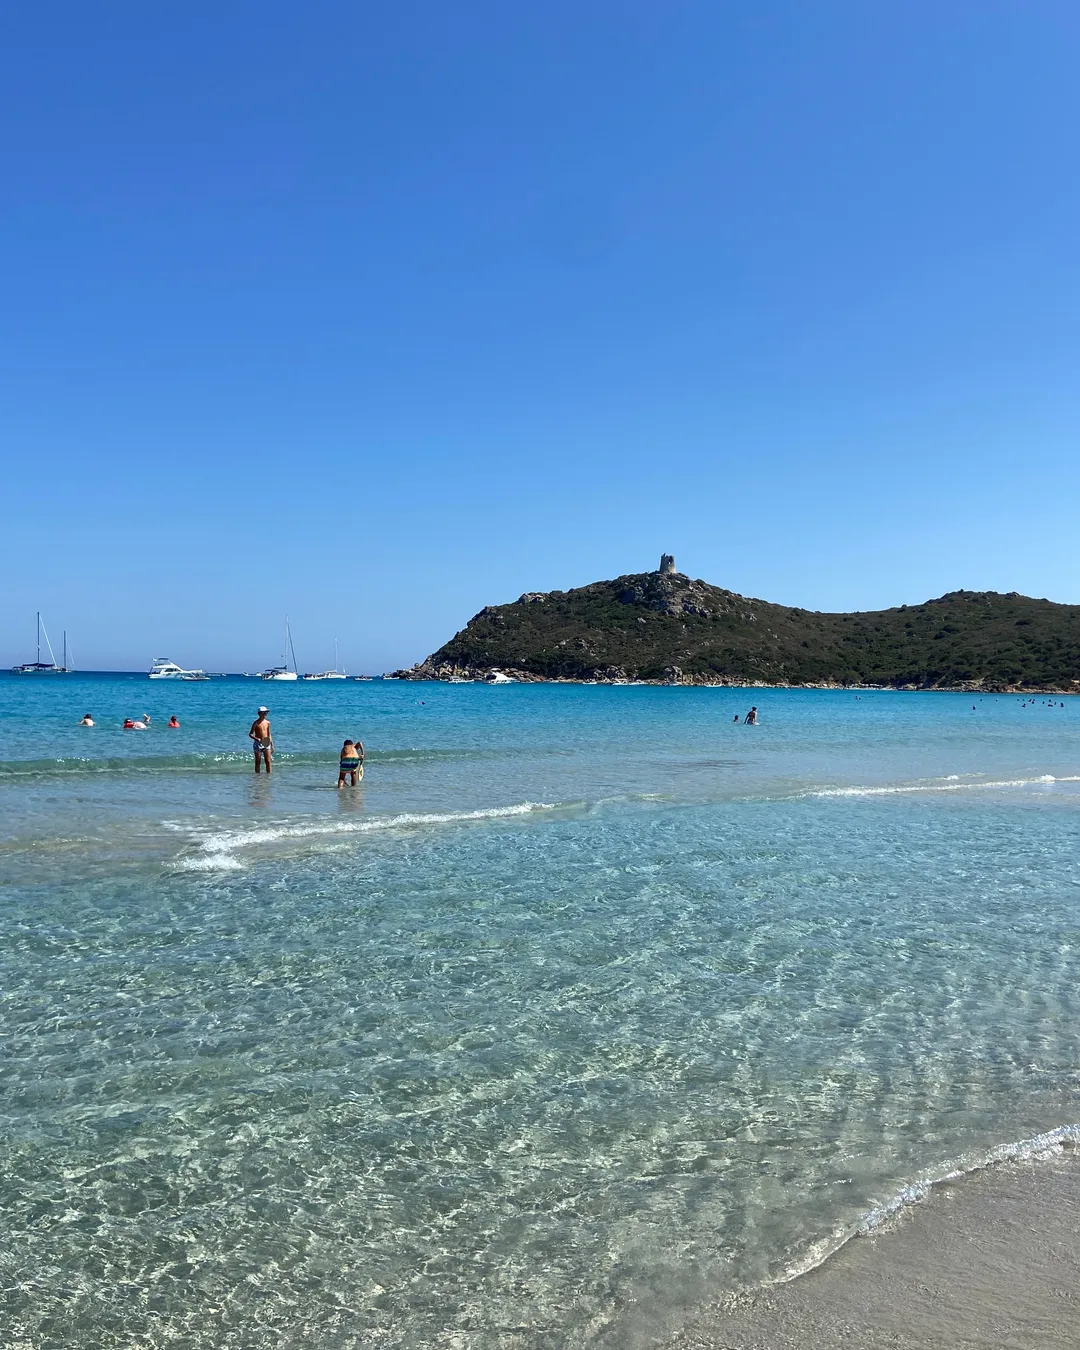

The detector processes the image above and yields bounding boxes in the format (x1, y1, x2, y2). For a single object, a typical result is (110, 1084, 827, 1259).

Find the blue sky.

(3, 1, 1079, 672)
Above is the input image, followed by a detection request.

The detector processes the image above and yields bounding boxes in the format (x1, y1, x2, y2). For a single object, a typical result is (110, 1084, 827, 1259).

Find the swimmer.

(337, 739, 363, 787)
(79, 713, 94, 727)
(168, 715, 180, 728)
(732, 714, 740, 723)
(744, 706, 758, 725)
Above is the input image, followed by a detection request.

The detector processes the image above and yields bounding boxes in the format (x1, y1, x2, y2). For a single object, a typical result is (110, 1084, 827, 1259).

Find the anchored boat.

(12, 613, 73, 674)
(303, 638, 348, 680)
(261, 617, 299, 681)
(149, 658, 209, 680)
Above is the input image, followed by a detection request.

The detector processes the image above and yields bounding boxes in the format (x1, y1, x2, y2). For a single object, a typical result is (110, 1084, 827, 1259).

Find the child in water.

(337, 739, 364, 787)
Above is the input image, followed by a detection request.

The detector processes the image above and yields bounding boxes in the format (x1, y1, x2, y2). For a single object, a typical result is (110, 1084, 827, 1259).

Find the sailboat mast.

(39, 619, 57, 668)
(63, 631, 67, 671)
(37, 612, 41, 665)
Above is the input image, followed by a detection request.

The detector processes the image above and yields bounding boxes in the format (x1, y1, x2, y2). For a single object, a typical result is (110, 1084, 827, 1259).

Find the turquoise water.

(2, 674, 1079, 1347)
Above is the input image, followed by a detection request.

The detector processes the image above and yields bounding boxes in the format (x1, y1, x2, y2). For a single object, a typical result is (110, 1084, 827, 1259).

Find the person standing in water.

(337, 739, 363, 787)
(249, 706, 274, 774)
(79, 713, 94, 726)
(744, 706, 758, 725)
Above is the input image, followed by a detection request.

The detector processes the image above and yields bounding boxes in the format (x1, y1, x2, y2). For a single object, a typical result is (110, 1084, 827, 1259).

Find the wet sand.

(669, 1150, 1080, 1350)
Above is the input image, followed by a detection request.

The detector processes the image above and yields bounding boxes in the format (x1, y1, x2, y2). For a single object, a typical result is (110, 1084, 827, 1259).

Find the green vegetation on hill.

(403, 567, 1080, 688)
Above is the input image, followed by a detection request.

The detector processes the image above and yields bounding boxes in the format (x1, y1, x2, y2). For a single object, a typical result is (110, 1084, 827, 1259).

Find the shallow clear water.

(1, 675, 1079, 1347)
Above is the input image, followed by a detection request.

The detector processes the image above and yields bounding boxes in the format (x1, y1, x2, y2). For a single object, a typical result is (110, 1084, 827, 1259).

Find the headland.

(393, 555, 1080, 691)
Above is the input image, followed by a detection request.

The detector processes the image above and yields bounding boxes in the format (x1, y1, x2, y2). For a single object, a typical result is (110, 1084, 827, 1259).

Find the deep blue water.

(2, 673, 1079, 1347)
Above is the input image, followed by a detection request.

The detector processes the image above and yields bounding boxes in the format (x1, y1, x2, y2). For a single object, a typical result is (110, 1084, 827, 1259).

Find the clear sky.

(3, 2, 1079, 672)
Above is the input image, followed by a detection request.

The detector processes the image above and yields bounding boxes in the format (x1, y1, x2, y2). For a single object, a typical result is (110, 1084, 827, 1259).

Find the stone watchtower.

(658, 553, 676, 576)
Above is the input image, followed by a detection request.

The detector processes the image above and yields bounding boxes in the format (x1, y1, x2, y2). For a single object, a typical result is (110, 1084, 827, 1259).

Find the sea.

(1, 673, 1078, 1348)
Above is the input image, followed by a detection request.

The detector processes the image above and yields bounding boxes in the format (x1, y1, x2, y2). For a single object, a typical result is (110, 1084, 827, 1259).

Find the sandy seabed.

(667, 1151, 1080, 1350)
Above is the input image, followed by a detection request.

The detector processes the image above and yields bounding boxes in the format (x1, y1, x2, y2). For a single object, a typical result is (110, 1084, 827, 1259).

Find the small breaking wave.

(0, 751, 258, 778)
(807, 774, 1080, 799)
(775, 1121, 1080, 1286)
(176, 800, 565, 871)
(0, 746, 507, 779)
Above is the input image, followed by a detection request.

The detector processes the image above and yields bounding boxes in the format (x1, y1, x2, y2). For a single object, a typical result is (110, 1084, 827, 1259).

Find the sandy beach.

(670, 1148, 1080, 1350)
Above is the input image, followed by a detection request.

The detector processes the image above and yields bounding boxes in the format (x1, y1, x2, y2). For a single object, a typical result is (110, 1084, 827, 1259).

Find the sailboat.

(303, 638, 347, 680)
(261, 617, 299, 681)
(12, 613, 73, 674)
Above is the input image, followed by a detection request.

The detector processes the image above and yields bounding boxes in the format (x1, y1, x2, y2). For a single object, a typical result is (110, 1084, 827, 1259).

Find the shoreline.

(667, 1133, 1080, 1350)
(389, 668, 1079, 694)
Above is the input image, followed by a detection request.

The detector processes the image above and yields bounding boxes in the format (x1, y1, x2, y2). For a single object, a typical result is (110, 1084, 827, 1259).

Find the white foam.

(857, 1123, 1080, 1235)
(177, 853, 244, 872)
(808, 774, 1080, 799)
(177, 800, 560, 871)
(774, 1121, 1080, 1286)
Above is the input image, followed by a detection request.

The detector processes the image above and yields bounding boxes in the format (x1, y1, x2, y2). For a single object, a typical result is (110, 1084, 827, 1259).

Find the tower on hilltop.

(658, 554, 676, 576)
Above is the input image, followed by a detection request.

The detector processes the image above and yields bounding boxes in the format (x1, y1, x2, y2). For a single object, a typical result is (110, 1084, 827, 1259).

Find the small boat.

(261, 617, 299, 681)
(484, 670, 515, 684)
(12, 614, 73, 674)
(149, 657, 208, 680)
(447, 676, 472, 683)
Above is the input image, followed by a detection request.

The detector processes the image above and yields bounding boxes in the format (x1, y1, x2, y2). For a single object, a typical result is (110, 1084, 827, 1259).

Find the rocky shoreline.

(387, 663, 1078, 694)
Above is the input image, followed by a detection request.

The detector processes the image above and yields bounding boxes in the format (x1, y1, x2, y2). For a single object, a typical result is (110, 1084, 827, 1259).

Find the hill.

(394, 556, 1080, 690)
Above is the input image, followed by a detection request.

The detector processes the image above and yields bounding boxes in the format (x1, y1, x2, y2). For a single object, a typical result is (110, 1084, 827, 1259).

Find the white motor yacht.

(149, 657, 208, 680)
(484, 670, 515, 684)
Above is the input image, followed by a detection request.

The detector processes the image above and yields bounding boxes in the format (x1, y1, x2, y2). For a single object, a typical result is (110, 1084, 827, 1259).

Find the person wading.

(249, 706, 274, 774)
